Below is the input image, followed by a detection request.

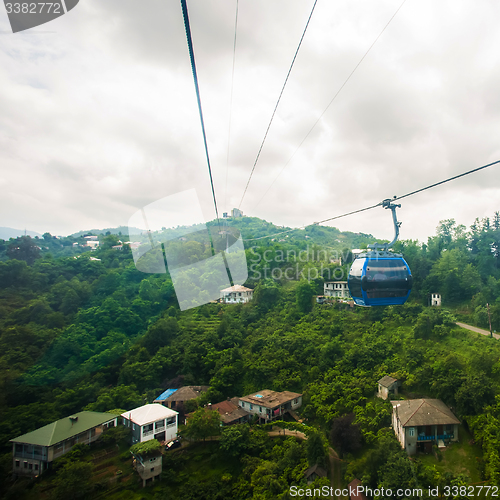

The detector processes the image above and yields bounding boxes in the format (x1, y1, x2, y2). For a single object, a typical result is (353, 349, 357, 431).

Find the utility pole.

(487, 302, 493, 338)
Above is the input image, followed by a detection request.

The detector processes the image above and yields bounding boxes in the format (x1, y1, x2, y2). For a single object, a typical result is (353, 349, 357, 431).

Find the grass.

(416, 426, 483, 483)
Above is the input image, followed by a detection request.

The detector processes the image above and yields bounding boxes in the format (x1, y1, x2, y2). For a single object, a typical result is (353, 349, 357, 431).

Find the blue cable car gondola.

(348, 199, 413, 307)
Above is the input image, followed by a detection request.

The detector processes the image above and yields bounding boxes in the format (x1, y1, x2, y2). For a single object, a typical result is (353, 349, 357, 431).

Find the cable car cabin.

(348, 253, 412, 307)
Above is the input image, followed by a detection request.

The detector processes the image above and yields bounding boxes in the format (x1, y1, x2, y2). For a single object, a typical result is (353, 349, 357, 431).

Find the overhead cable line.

(238, 0, 319, 210)
(253, 0, 407, 210)
(224, 0, 239, 213)
(243, 158, 500, 241)
(180, 0, 220, 224)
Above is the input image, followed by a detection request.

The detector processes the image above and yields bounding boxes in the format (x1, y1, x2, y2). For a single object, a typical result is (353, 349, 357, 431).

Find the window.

(15, 444, 22, 454)
(24, 461, 28, 469)
(166, 417, 176, 426)
(15, 460, 20, 468)
(151, 467, 155, 472)
(132, 424, 136, 431)
(143, 424, 154, 434)
(241, 402, 245, 408)
(29, 463, 33, 470)
(408, 427, 415, 437)
(259, 406, 262, 413)
(34, 464, 39, 471)
(155, 420, 164, 429)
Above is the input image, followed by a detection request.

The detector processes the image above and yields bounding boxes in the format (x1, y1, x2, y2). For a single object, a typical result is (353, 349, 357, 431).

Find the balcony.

(417, 434, 454, 441)
(154, 426, 165, 434)
(142, 430, 154, 437)
(14, 452, 46, 461)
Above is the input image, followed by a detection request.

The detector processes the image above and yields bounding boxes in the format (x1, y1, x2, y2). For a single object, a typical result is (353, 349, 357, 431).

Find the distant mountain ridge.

(71, 226, 144, 238)
(0, 227, 42, 240)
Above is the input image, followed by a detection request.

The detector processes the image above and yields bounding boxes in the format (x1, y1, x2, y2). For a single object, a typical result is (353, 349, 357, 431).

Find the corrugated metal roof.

(154, 388, 178, 401)
(378, 375, 398, 387)
(10, 411, 119, 447)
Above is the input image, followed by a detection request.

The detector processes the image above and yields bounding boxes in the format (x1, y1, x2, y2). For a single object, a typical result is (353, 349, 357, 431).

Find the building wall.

(239, 396, 302, 421)
(324, 282, 351, 299)
(135, 454, 162, 486)
(221, 291, 253, 304)
(378, 385, 389, 400)
(431, 293, 442, 306)
(124, 416, 177, 444)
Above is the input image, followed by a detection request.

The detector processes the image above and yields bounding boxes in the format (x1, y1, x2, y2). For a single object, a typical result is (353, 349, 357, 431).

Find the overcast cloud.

(0, 0, 499, 242)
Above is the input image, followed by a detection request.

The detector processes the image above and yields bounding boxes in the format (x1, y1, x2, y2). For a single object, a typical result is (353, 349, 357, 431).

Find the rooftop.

(220, 285, 253, 293)
(378, 375, 398, 388)
(161, 386, 209, 402)
(239, 390, 302, 409)
(122, 404, 178, 426)
(154, 388, 178, 402)
(10, 411, 119, 447)
(391, 399, 460, 427)
(211, 398, 249, 424)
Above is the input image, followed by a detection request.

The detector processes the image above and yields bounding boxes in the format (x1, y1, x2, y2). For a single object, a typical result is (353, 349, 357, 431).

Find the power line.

(393, 159, 500, 202)
(243, 158, 500, 241)
(238, 0, 319, 210)
(225, 0, 239, 213)
(180, 0, 220, 223)
(253, 0, 408, 210)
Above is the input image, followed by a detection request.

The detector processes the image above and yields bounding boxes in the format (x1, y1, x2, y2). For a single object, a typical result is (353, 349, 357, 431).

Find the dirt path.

(456, 321, 499, 339)
(329, 448, 345, 500)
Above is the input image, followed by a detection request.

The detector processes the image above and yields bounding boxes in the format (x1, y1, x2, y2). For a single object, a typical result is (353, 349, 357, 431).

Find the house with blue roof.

(153, 386, 209, 410)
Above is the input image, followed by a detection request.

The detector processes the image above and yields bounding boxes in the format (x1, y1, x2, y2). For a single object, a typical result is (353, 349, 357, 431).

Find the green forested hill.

(1, 213, 500, 497)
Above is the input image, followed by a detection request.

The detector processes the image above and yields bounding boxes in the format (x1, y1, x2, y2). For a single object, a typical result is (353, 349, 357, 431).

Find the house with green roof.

(10, 411, 119, 477)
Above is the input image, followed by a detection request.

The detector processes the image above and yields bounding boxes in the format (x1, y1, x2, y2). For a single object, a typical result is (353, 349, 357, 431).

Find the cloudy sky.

(1, 0, 499, 242)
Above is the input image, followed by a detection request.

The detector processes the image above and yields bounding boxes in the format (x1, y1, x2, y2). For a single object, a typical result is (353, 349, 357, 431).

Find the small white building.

(132, 450, 162, 488)
(122, 404, 178, 445)
(324, 281, 351, 299)
(231, 208, 243, 217)
(377, 376, 399, 400)
(220, 285, 253, 304)
(85, 239, 100, 250)
(431, 293, 441, 306)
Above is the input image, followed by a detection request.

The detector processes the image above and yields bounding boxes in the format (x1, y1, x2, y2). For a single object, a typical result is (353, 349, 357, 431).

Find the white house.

(85, 239, 100, 250)
(431, 293, 442, 306)
(122, 404, 178, 445)
(324, 281, 351, 299)
(220, 285, 253, 304)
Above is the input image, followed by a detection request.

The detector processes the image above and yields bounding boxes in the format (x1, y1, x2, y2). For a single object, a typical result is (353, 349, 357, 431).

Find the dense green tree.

(220, 425, 251, 458)
(7, 236, 41, 265)
(52, 461, 93, 499)
(184, 408, 221, 441)
(330, 413, 362, 457)
(306, 431, 327, 468)
(296, 280, 314, 313)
